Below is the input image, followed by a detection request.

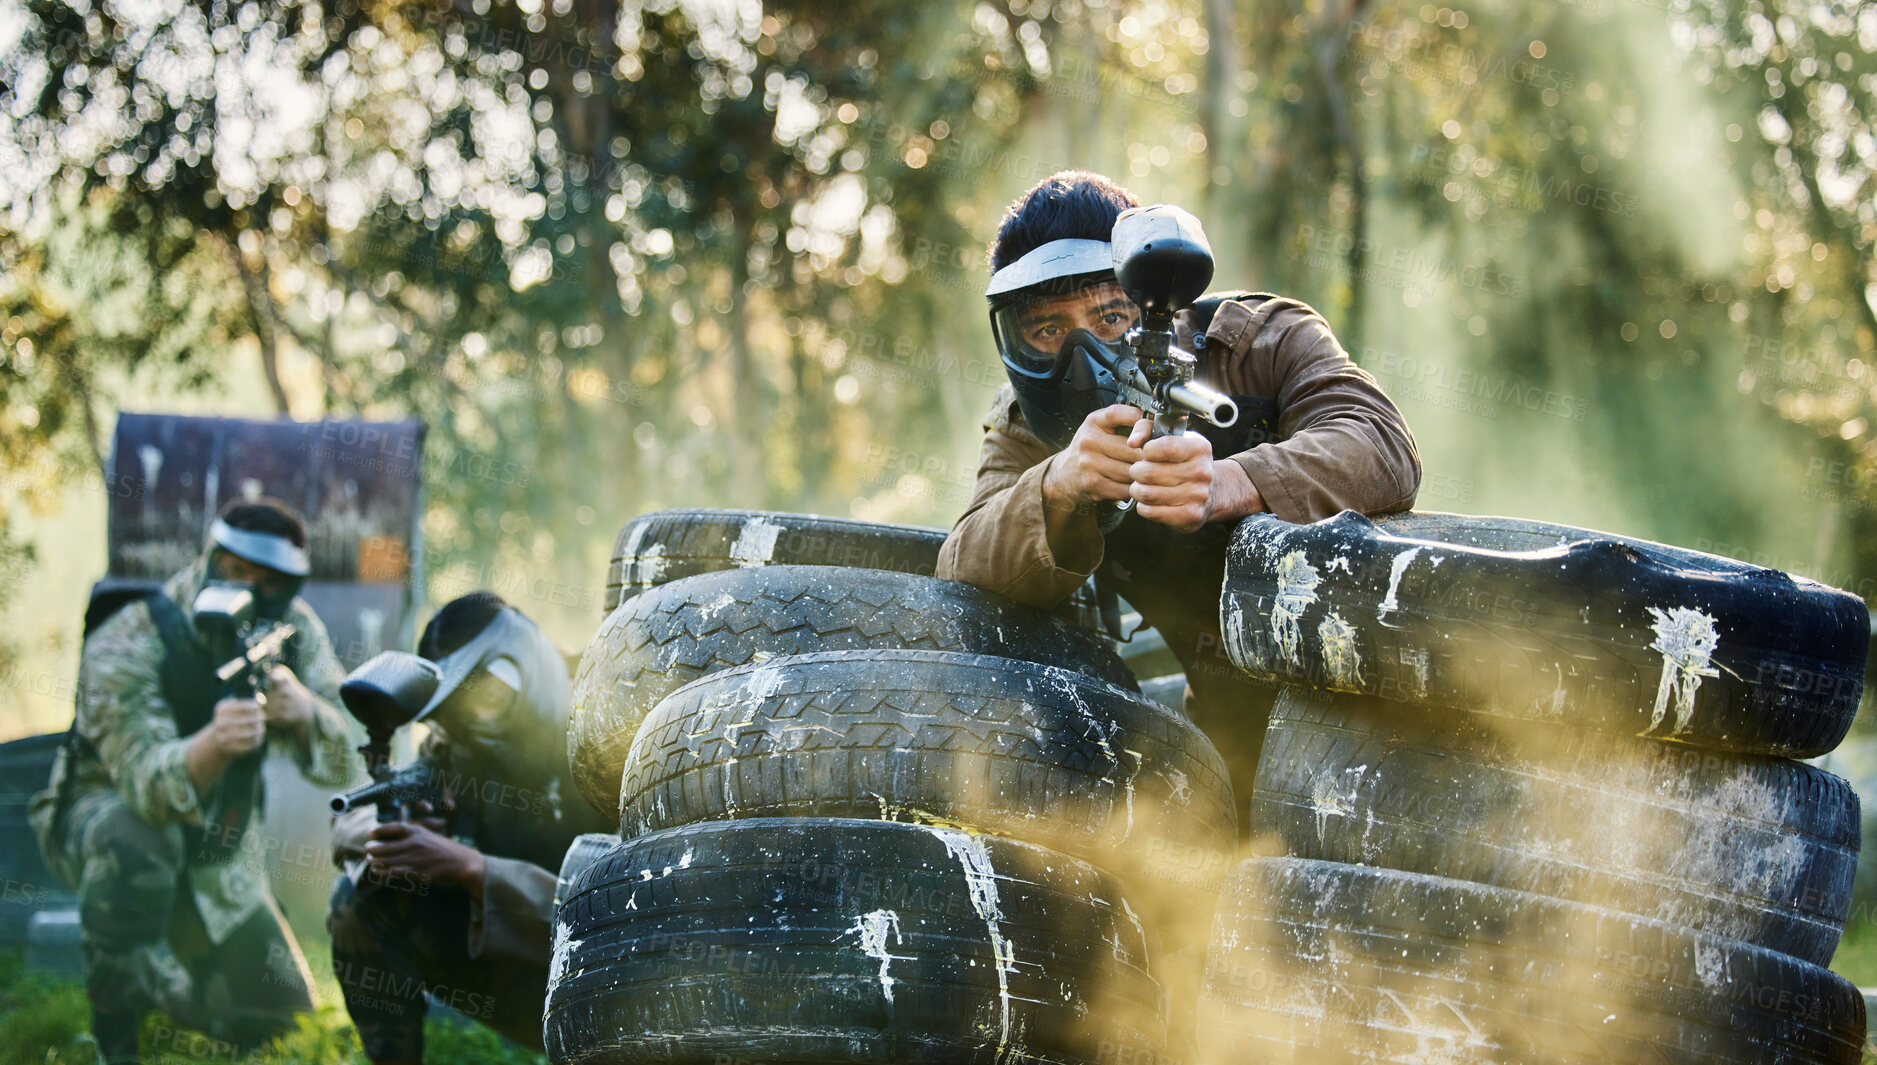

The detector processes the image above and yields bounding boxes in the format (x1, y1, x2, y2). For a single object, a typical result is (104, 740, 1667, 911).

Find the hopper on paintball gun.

(1098, 204, 1240, 525)
(192, 583, 298, 700)
(1107, 203, 1239, 441)
(330, 651, 443, 823)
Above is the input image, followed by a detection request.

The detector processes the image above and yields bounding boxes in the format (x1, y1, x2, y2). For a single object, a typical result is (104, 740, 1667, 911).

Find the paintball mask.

(416, 606, 570, 778)
(986, 239, 1141, 451)
(206, 518, 309, 620)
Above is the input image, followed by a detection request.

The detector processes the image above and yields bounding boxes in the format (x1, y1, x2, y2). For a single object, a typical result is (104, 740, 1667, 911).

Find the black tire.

(568, 566, 1137, 817)
(1220, 510, 1867, 756)
(607, 509, 945, 611)
(604, 508, 1106, 632)
(552, 832, 617, 930)
(1248, 688, 1860, 967)
(620, 650, 1236, 903)
(545, 818, 1166, 1065)
(1198, 857, 1866, 1065)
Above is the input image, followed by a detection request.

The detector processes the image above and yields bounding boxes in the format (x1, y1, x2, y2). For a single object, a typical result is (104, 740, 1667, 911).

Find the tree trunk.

(1303, 0, 1371, 350)
(1201, 0, 1236, 221)
(230, 234, 293, 416)
(727, 236, 767, 505)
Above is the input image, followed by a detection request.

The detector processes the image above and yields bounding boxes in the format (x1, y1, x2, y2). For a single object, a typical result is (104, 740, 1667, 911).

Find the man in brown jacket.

(937, 171, 1421, 802)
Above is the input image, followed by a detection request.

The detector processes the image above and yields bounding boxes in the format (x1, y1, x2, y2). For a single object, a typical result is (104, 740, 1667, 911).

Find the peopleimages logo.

(1409, 142, 1639, 219)
(1363, 346, 1588, 423)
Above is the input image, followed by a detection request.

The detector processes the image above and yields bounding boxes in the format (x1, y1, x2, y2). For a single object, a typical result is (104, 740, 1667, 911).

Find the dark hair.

(420, 592, 508, 661)
(219, 498, 308, 548)
(989, 170, 1140, 272)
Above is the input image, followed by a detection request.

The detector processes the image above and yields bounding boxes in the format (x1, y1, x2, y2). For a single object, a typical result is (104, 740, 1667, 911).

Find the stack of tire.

(1201, 510, 1870, 1064)
(546, 509, 1238, 1065)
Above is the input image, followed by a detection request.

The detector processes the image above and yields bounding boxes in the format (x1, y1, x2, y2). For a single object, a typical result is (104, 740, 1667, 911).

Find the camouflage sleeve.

(77, 603, 205, 827)
(275, 603, 359, 788)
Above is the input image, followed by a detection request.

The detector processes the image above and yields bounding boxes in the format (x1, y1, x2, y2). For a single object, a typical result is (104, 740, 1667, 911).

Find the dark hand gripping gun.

(329, 651, 444, 823)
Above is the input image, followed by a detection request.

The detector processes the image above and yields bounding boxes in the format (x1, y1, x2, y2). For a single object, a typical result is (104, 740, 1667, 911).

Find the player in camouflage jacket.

(31, 500, 355, 1064)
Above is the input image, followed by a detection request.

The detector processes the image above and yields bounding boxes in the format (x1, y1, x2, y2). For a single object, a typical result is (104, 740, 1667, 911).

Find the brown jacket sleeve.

(934, 387, 1105, 610)
(1206, 296, 1421, 522)
(936, 293, 1420, 606)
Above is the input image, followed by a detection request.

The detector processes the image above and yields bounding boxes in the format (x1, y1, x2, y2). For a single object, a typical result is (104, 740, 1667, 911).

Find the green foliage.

(1830, 914, 1877, 988)
(0, 0, 1873, 654)
(419, 1015, 548, 1065)
(0, 950, 92, 1065)
(0, 951, 543, 1065)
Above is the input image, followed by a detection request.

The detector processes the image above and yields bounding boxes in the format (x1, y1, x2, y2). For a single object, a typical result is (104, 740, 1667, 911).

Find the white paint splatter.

(1222, 600, 1259, 671)
(623, 539, 667, 588)
(1318, 610, 1363, 689)
(1312, 764, 1366, 842)
(730, 516, 786, 566)
(1397, 648, 1431, 700)
(618, 522, 655, 586)
(1378, 547, 1422, 622)
(930, 827, 1017, 1060)
(1048, 671, 1138, 838)
(1164, 770, 1192, 806)
(850, 909, 904, 1004)
(1327, 555, 1352, 574)
(1118, 897, 1145, 950)
(1533, 678, 1568, 720)
(1694, 940, 1726, 989)
(548, 920, 582, 986)
(740, 664, 787, 704)
(1645, 606, 1721, 735)
(1271, 550, 1322, 669)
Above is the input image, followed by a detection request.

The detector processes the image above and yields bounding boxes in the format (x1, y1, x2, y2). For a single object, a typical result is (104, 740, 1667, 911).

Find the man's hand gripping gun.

(1101, 203, 1239, 520)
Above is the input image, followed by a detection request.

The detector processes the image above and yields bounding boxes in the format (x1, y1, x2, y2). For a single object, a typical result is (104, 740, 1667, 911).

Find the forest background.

(5, 0, 1877, 1036)
(2, 0, 1876, 908)
(3, 0, 1874, 727)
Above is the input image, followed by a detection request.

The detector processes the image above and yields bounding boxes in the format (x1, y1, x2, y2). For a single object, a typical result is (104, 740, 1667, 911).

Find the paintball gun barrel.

(330, 760, 441, 816)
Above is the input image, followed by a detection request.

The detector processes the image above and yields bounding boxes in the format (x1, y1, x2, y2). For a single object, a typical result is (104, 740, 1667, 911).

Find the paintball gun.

(189, 582, 298, 861)
(1097, 203, 1240, 521)
(194, 583, 298, 700)
(1109, 204, 1239, 439)
(329, 651, 444, 823)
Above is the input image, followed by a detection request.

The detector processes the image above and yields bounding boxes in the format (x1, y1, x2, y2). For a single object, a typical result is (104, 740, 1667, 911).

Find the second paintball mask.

(415, 605, 570, 778)
(205, 518, 310, 621)
(986, 238, 1140, 451)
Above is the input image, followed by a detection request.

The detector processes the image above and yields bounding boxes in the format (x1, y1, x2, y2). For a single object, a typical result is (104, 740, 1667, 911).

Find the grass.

(0, 949, 546, 1065)
(1834, 917, 1877, 988)
(0, 951, 91, 1065)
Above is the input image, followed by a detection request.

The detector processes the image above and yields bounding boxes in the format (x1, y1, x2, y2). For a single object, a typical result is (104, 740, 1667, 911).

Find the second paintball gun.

(329, 651, 444, 823)
(194, 582, 299, 700)
(188, 582, 299, 861)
